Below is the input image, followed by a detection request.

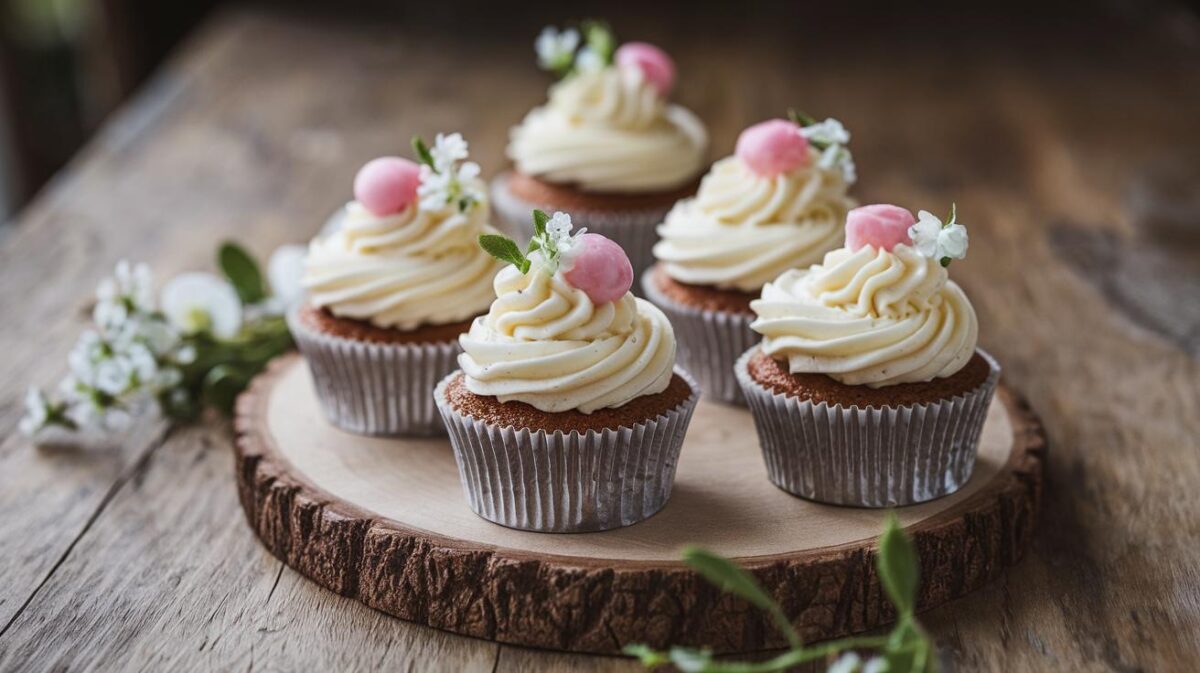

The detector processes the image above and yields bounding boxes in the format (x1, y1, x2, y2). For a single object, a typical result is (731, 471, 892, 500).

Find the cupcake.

(491, 21, 708, 279)
(434, 210, 700, 532)
(644, 112, 857, 404)
(290, 133, 504, 436)
(736, 204, 1000, 507)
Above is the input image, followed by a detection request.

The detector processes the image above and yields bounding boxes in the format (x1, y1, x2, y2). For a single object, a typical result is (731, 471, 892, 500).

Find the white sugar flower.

(800, 117, 850, 146)
(416, 143, 483, 214)
(818, 145, 857, 185)
(546, 211, 573, 239)
(535, 26, 580, 73)
(19, 387, 50, 436)
(538, 211, 587, 270)
(575, 46, 605, 73)
(267, 244, 308, 308)
(161, 272, 243, 339)
(429, 132, 469, 173)
(908, 206, 969, 266)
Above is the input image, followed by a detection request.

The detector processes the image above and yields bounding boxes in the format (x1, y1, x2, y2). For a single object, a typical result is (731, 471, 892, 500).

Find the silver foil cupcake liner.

(641, 266, 759, 405)
(490, 172, 675, 281)
(287, 308, 461, 437)
(735, 347, 1000, 507)
(434, 368, 700, 532)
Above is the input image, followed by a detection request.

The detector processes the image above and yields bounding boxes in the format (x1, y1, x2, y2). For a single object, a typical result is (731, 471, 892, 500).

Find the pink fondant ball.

(845, 204, 917, 252)
(735, 119, 809, 178)
(562, 233, 634, 305)
(353, 157, 421, 216)
(615, 42, 676, 96)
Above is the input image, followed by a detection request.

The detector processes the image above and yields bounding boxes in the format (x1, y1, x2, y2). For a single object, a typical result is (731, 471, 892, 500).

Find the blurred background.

(0, 0, 1197, 226)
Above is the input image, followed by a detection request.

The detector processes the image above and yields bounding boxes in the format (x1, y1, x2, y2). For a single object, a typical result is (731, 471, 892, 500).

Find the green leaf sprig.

(581, 19, 616, 66)
(479, 209, 575, 275)
(412, 136, 437, 174)
(624, 514, 936, 673)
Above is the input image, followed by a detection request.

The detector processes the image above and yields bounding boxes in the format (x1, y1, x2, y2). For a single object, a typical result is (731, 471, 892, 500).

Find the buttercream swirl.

(507, 65, 707, 193)
(654, 154, 854, 292)
(304, 189, 503, 330)
(459, 262, 676, 413)
(751, 244, 978, 387)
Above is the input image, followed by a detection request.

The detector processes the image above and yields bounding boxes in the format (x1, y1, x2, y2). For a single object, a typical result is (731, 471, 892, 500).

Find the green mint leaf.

(877, 513, 919, 616)
(622, 644, 670, 668)
(532, 209, 550, 238)
(788, 108, 817, 127)
(682, 547, 803, 650)
(478, 234, 529, 272)
(411, 135, 438, 173)
(217, 242, 267, 304)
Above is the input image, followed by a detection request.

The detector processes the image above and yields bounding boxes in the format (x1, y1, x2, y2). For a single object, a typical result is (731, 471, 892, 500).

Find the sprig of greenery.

(412, 136, 437, 174)
(582, 19, 616, 65)
(624, 514, 935, 673)
(787, 108, 818, 129)
(478, 209, 576, 275)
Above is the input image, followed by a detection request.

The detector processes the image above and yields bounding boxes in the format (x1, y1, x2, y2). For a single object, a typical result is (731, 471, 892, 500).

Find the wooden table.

(1, 5, 1197, 671)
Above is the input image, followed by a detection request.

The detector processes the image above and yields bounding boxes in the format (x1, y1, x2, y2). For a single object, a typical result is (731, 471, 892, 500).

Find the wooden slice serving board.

(234, 355, 1045, 655)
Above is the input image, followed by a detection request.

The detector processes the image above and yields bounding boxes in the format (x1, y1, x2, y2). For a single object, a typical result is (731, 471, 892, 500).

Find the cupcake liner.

(641, 267, 759, 405)
(287, 308, 461, 437)
(735, 347, 1000, 507)
(434, 368, 700, 532)
(490, 173, 674, 281)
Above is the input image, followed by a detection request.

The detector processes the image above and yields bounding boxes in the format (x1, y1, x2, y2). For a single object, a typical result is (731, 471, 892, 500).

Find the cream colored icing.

(507, 65, 707, 193)
(303, 191, 503, 330)
(458, 261, 676, 413)
(750, 244, 978, 387)
(654, 154, 854, 292)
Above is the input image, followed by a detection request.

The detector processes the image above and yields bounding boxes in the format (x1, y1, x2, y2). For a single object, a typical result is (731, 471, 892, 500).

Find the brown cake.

(505, 171, 701, 214)
(444, 372, 694, 434)
(648, 264, 756, 315)
(297, 304, 470, 345)
(746, 348, 992, 408)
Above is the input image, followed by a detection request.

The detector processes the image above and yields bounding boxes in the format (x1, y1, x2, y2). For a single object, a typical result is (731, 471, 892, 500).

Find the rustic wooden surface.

(233, 355, 1042, 654)
(0, 4, 1197, 671)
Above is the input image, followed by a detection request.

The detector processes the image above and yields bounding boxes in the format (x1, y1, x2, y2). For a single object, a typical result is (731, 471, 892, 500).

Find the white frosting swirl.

(507, 65, 707, 193)
(303, 189, 503, 330)
(751, 244, 978, 387)
(654, 154, 854, 292)
(459, 262, 676, 413)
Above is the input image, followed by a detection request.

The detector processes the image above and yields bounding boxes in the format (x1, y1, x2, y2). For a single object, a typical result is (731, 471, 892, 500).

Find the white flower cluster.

(535, 23, 612, 76)
(908, 205, 969, 266)
(416, 133, 484, 213)
(828, 652, 888, 673)
(537, 211, 587, 273)
(536, 26, 580, 73)
(800, 117, 856, 185)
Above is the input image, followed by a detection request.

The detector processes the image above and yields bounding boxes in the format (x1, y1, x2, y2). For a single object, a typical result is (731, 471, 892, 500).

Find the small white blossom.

(828, 652, 862, 673)
(161, 272, 243, 339)
(538, 211, 587, 271)
(800, 118, 851, 146)
(575, 46, 605, 73)
(535, 26, 580, 72)
(908, 208, 969, 265)
(267, 244, 308, 309)
(416, 135, 484, 214)
(428, 132, 469, 173)
(862, 657, 889, 673)
(19, 388, 50, 436)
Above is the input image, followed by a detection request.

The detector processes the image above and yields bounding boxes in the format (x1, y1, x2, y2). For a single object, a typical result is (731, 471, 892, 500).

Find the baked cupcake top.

(654, 113, 857, 292)
(460, 210, 676, 413)
(507, 22, 707, 194)
(751, 204, 977, 387)
(304, 134, 504, 330)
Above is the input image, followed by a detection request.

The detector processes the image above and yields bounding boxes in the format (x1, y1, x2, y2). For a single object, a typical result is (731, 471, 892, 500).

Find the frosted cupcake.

(491, 22, 708, 279)
(290, 133, 503, 436)
(434, 210, 700, 532)
(736, 204, 1000, 506)
(644, 112, 857, 403)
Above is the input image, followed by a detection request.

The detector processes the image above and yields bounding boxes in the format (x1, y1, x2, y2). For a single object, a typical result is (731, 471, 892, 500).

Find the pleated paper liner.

(735, 347, 1001, 507)
(288, 309, 460, 437)
(490, 173, 673, 281)
(640, 268, 759, 405)
(435, 368, 701, 532)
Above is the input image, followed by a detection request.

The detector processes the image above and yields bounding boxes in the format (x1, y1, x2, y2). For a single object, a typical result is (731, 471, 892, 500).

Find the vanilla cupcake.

(644, 113, 857, 403)
(434, 210, 699, 532)
(736, 204, 999, 507)
(491, 23, 707, 279)
(290, 133, 503, 436)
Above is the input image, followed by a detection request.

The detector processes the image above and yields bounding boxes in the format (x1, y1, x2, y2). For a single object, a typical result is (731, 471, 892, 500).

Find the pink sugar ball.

(735, 119, 809, 178)
(353, 157, 421, 216)
(562, 233, 634, 305)
(615, 42, 676, 96)
(845, 204, 917, 252)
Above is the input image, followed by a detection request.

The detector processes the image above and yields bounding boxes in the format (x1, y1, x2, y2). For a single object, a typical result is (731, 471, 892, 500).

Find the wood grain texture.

(232, 355, 1043, 654)
(0, 3, 1197, 671)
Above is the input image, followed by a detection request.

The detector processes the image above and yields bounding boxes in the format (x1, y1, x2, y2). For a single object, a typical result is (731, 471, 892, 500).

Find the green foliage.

(412, 135, 437, 172)
(218, 242, 267, 304)
(478, 234, 531, 274)
(627, 515, 934, 673)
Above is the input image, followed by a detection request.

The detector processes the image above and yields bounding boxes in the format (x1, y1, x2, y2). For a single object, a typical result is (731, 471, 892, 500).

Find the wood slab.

(233, 354, 1045, 654)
